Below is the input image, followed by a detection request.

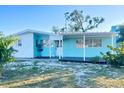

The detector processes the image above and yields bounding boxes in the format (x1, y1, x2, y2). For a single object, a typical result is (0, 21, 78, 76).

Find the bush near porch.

(101, 42, 124, 67)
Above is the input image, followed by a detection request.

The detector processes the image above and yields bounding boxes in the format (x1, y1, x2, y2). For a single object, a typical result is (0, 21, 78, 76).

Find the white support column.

(49, 40, 51, 58)
(59, 39, 61, 59)
(111, 35, 114, 54)
(62, 39, 63, 58)
(83, 35, 86, 61)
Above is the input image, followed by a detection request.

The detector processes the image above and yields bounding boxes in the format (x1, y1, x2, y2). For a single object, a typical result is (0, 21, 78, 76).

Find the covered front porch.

(60, 32, 117, 61)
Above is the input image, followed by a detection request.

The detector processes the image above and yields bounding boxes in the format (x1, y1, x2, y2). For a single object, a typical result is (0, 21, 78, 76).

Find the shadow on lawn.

(0, 71, 73, 88)
(92, 75, 124, 88)
(19, 74, 76, 88)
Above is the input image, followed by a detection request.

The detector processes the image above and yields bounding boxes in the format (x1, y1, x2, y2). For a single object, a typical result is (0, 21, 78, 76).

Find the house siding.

(63, 37, 116, 57)
(13, 30, 117, 59)
(33, 33, 49, 57)
(13, 33, 34, 58)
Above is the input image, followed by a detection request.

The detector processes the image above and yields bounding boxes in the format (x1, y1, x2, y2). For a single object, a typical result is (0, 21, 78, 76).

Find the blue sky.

(0, 5, 124, 35)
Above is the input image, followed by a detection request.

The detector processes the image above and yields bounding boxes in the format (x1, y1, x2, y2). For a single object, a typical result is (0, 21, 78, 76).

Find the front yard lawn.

(0, 59, 124, 88)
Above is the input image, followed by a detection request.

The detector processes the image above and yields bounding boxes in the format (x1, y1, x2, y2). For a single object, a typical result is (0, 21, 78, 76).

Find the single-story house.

(12, 29, 62, 58)
(12, 29, 117, 61)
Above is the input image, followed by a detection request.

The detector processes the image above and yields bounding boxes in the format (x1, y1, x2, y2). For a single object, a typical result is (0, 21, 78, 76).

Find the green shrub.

(0, 33, 18, 63)
(0, 32, 18, 77)
(100, 42, 124, 67)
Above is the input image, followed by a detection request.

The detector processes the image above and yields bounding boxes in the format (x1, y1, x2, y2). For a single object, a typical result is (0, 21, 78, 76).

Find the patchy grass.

(94, 76, 124, 88)
(20, 74, 76, 88)
(0, 71, 73, 88)
(0, 59, 124, 88)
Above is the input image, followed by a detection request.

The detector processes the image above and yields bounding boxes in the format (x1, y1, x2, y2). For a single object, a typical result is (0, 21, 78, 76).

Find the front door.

(55, 40, 62, 57)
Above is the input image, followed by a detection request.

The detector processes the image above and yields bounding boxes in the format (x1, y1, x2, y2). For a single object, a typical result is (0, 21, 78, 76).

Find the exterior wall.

(13, 31, 117, 58)
(13, 33, 34, 58)
(33, 33, 51, 57)
(13, 33, 57, 58)
(85, 37, 114, 57)
(63, 36, 116, 58)
(63, 38, 83, 57)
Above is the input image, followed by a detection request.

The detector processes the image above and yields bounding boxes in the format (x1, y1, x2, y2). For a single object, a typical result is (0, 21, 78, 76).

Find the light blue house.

(61, 32, 117, 61)
(13, 29, 117, 61)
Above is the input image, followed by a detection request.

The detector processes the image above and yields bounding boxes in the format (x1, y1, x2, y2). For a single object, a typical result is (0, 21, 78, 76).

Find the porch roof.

(60, 32, 118, 38)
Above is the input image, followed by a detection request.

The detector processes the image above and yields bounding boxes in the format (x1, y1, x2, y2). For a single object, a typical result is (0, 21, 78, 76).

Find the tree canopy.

(0, 32, 18, 65)
(52, 10, 104, 33)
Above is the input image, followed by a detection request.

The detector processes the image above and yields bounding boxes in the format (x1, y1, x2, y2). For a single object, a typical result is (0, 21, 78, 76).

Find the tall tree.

(64, 10, 104, 32)
(52, 10, 104, 33)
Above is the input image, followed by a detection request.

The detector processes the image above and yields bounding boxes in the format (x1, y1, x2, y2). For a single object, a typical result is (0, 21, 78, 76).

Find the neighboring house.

(13, 29, 117, 61)
(111, 25, 119, 43)
(111, 25, 119, 32)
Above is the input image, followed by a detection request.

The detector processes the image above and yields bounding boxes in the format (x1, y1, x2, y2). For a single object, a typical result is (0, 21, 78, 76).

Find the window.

(76, 38, 102, 48)
(36, 40, 43, 48)
(92, 39, 102, 47)
(55, 40, 62, 47)
(76, 39, 84, 48)
(43, 40, 49, 47)
(18, 40, 22, 46)
(36, 40, 51, 48)
(85, 39, 92, 47)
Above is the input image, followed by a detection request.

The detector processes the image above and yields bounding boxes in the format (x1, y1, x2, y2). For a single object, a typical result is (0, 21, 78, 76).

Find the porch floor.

(59, 57, 106, 64)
